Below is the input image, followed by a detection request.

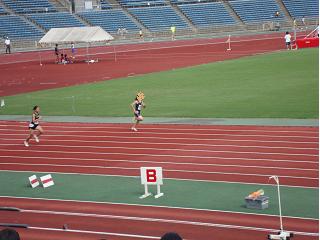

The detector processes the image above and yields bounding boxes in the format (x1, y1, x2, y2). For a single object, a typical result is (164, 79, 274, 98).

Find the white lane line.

(0, 163, 317, 179)
(0, 129, 317, 139)
(1, 138, 318, 150)
(1, 133, 317, 144)
(1, 195, 318, 220)
(0, 124, 317, 134)
(1, 149, 318, 163)
(0, 155, 317, 171)
(0, 143, 317, 157)
(29, 226, 159, 239)
(21, 209, 319, 237)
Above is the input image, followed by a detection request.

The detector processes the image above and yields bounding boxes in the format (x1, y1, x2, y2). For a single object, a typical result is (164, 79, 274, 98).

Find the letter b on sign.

(146, 169, 157, 182)
(141, 167, 163, 185)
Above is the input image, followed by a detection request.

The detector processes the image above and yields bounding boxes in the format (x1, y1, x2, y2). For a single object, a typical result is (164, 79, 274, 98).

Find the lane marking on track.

(0, 128, 317, 139)
(0, 143, 317, 157)
(0, 163, 318, 180)
(0, 155, 317, 171)
(0, 149, 318, 163)
(29, 226, 159, 239)
(0, 124, 317, 134)
(17, 209, 318, 237)
(1, 138, 318, 150)
(1, 196, 318, 220)
(1, 133, 317, 144)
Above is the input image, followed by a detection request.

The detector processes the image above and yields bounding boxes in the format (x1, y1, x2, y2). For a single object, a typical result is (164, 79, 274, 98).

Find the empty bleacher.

(0, 4, 7, 14)
(0, 15, 44, 39)
(179, 2, 235, 27)
(100, 0, 112, 9)
(229, 0, 285, 23)
(2, 0, 56, 13)
(119, 0, 166, 8)
(79, 10, 139, 33)
(129, 6, 188, 31)
(171, 0, 212, 4)
(282, 0, 319, 18)
(28, 12, 85, 31)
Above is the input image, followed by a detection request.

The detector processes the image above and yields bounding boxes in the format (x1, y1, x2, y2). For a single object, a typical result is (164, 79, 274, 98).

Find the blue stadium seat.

(0, 15, 44, 39)
(128, 6, 188, 31)
(0, 5, 7, 14)
(179, 2, 235, 27)
(28, 12, 85, 31)
(79, 10, 139, 33)
(230, 0, 285, 23)
(282, 0, 319, 18)
(119, 0, 166, 8)
(2, 0, 56, 13)
(100, 0, 112, 9)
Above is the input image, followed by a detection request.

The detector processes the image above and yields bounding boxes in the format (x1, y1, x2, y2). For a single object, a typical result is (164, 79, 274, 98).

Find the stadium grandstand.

(0, 0, 318, 48)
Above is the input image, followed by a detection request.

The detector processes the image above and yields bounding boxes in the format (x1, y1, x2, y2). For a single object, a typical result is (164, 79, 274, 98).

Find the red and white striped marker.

(28, 175, 39, 188)
(40, 174, 54, 188)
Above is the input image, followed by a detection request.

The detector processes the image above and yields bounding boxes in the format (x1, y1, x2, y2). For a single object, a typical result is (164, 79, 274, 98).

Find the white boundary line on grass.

(0, 169, 318, 189)
(20, 209, 318, 237)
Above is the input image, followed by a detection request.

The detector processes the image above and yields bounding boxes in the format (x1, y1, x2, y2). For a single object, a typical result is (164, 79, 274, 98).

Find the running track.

(0, 32, 294, 96)
(0, 121, 318, 239)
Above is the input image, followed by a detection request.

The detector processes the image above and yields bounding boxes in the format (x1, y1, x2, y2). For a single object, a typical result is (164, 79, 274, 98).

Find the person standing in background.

(284, 31, 292, 50)
(54, 44, 59, 63)
(170, 26, 176, 40)
(4, 37, 11, 54)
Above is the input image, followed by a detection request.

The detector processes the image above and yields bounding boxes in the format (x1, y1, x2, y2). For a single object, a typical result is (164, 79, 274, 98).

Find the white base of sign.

(155, 193, 164, 199)
(140, 192, 152, 199)
(140, 184, 152, 199)
(140, 184, 164, 199)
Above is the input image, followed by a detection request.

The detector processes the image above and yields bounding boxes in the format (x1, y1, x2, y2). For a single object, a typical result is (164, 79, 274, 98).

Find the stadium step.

(275, 0, 293, 20)
(112, 0, 150, 34)
(0, 0, 14, 14)
(48, 0, 69, 12)
(221, 0, 246, 28)
(166, 0, 197, 32)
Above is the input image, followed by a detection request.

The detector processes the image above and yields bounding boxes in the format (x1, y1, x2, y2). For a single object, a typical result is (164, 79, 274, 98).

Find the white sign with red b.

(140, 167, 164, 199)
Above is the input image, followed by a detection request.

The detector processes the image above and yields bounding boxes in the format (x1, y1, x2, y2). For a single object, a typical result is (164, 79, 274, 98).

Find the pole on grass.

(269, 176, 283, 231)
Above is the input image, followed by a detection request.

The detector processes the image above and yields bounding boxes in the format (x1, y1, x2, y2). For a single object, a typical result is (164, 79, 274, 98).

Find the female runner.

(130, 92, 145, 132)
(24, 105, 44, 147)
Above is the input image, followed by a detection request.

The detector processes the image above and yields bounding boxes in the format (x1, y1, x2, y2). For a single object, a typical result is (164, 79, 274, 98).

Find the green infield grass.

(1, 48, 318, 118)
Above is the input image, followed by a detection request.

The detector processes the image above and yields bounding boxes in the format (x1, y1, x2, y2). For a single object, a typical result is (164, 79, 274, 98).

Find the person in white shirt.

(4, 37, 11, 54)
(284, 31, 292, 50)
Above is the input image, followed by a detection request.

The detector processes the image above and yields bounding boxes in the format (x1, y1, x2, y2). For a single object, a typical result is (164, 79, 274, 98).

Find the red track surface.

(0, 121, 318, 239)
(0, 34, 318, 239)
(0, 32, 291, 96)
(0, 197, 318, 240)
(0, 121, 318, 187)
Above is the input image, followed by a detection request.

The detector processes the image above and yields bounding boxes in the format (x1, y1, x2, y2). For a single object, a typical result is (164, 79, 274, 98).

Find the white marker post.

(140, 167, 164, 199)
(267, 176, 293, 240)
(227, 35, 231, 51)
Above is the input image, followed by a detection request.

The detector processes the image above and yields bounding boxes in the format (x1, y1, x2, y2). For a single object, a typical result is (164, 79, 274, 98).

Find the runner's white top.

(284, 34, 291, 43)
